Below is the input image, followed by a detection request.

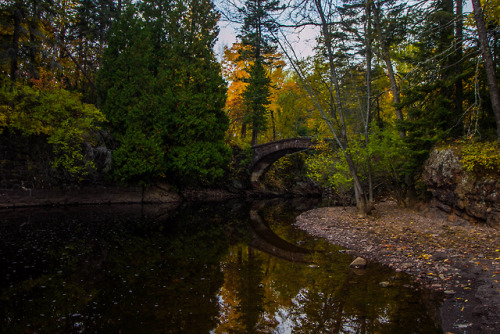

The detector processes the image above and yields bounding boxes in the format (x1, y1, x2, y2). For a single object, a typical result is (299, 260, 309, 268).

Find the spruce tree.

(243, 59, 271, 145)
(238, 0, 283, 145)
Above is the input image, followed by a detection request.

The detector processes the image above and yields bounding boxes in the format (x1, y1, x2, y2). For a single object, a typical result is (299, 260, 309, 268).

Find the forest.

(1, 0, 500, 215)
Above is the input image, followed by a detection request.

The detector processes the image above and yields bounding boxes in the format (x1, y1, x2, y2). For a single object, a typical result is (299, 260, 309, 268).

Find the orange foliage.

(222, 42, 287, 143)
(30, 69, 65, 90)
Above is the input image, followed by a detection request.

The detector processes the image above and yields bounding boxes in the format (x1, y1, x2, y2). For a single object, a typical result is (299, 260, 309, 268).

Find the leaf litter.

(295, 201, 500, 334)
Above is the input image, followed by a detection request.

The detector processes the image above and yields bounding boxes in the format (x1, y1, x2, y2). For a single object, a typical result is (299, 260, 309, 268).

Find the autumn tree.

(276, 0, 374, 215)
(0, 0, 112, 180)
(222, 42, 287, 145)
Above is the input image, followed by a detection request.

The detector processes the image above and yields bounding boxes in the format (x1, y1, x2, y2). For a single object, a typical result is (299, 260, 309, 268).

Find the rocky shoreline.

(295, 201, 500, 334)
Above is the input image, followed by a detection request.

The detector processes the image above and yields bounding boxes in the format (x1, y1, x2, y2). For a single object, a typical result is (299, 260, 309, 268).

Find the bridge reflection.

(247, 208, 315, 264)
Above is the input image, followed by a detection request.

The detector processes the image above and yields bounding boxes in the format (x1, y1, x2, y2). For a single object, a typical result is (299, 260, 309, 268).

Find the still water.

(1, 199, 442, 333)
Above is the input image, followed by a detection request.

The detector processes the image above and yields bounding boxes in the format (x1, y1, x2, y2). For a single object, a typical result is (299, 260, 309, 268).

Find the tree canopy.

(1, 0, 499, 199)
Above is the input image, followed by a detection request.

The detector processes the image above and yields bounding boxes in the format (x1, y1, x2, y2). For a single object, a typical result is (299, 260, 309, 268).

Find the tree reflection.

(1, 201, 441, 333)
(214, 201, 441, 334)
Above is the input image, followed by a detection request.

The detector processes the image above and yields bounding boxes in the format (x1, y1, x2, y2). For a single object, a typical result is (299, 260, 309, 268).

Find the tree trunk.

(372, 1, 404, 135)
(251, 128, 258, 146)
(28, 0, 40, 79)
(270, 109, 276, 141)
(365, 0, 374, 203)
(472, 0, 500, 142)
(455, 0, 464, 120)
(315, 0, 370, 216)
(373, 1, 416, 205)
(11, 8, 22, 80)
(241, 122, 247, 138)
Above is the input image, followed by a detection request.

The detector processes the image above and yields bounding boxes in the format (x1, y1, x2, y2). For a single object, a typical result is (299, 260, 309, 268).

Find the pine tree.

(96, 4, 161, 183)
(401, 1, 463, 146)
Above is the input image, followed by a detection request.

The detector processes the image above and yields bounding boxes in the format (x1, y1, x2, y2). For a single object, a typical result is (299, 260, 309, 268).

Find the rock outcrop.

(423, 148, 500, 229)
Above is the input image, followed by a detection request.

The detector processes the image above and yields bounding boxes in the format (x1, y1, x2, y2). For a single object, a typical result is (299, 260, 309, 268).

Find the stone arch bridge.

(250, 137, 314, 188)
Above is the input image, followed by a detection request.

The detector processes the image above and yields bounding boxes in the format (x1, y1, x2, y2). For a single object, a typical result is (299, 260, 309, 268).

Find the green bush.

(0, 79, 105, 178)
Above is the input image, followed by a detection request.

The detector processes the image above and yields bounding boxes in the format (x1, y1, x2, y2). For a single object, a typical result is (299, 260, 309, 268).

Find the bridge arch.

(250, 137, 314, 188)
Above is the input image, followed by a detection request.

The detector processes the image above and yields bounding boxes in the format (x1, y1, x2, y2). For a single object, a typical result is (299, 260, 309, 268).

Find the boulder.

(350, 257, 367, 269)
(423, 148, 500, 229)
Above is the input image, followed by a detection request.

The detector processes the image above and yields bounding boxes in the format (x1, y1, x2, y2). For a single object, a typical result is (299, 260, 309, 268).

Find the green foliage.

(306, 124, 413, 202)
(0, 78, 105, 177)
(112, 127, 165, 183)
(368, 123, 413, 201)
(306, 142, 353, 193)
(460, 140, 500, 178)
(369, 124, 409, 176)
(243, 60, 271, 141)
(228, 143, 253, 181)
(239, 0, 282, 61)
(167, 141, 231, 185)
(97, 0, 230, 185)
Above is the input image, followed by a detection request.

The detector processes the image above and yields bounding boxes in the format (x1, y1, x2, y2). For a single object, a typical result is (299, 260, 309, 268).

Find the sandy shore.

(295, 201, 500, 334)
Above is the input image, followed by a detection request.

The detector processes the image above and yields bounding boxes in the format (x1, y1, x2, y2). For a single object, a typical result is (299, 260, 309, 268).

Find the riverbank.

(295, 201, 500, 334)
(0, 185, 296, 208)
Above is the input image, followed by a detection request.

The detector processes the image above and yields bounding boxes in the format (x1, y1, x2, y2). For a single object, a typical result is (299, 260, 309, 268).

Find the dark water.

(0, 199, 442, 333)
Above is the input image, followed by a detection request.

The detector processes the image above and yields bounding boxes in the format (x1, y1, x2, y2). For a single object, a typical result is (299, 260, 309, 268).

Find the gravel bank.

(295, 201, 500, 334)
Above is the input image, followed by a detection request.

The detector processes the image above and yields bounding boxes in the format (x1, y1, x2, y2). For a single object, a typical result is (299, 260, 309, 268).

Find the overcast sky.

(213, 0, 319, 60)
(213, 0, 474, 61)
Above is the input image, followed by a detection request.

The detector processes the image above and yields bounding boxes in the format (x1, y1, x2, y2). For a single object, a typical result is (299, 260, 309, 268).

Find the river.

(0, 199, 442, 333)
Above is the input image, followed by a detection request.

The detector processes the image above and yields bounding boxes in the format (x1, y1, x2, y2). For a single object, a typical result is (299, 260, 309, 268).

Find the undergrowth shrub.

(460, 140, 500, 178)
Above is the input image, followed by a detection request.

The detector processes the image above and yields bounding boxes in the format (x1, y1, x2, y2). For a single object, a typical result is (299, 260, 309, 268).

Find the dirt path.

(295, 201, 500, 334)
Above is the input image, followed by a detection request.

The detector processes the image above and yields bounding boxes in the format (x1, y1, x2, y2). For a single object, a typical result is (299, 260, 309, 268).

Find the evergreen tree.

(238, 0, 283, 145)
(97, 0, 230, 185)
(66, 0, 120, 101)
(162, 0, 231, 185)
(97, 4, 162, 183)
(400, 0, 468, 175)
(472, 0, 500, 141)
(243, 59, 272, 145)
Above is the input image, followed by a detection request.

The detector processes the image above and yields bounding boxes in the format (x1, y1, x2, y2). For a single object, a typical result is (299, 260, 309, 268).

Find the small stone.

(379, 281, 390, 288)
(350, 257, 367, 269)
(402, 263, 412, 269)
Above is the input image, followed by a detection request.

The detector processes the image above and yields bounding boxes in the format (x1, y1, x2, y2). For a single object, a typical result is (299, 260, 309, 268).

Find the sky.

(213, 1, 319, 61)
(215, 20, 319, 60)
(213, 0, 475, 61)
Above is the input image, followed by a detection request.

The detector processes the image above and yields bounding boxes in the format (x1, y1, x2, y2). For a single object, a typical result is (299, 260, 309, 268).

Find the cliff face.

(423, 148, 500, 229)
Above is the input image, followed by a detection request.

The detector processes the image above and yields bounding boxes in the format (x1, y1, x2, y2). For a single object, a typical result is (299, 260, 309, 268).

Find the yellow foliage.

(222, 42, 288, 144)
(459, 140, 500, 178)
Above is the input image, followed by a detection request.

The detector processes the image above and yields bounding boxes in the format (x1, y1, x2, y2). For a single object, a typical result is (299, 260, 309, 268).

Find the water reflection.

(0, 200, 441, 333)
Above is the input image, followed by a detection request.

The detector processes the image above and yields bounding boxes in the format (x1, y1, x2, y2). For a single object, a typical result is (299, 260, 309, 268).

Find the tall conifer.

(238, 0, 282, 145)
(97, 0, 229, 185)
